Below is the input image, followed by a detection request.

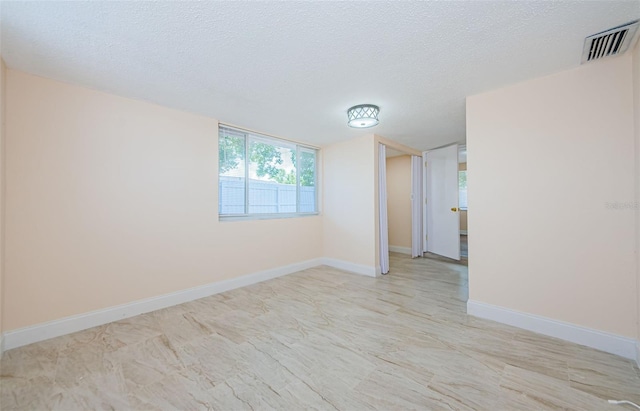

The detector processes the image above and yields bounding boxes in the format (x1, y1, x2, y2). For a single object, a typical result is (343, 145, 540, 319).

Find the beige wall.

(0, 58, 5, 338)
(386, 155, 411, 249)
(322, 134, 376, 268)
(634, 39, 640, 347)
(4, 70, 323, 331)
(467, 54, 636, 338)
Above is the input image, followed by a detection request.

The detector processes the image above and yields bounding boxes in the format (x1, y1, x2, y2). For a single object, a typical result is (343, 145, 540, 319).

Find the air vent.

(581, 20, 639, 64)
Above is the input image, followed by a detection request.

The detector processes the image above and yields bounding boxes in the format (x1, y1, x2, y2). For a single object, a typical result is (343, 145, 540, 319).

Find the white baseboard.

(460, 230, 468, 235)
(2, 258, 324, 351)
(321, 258, 379, 277)
(389, 245, 411, 255)
(2, 257, 381, 351)
(467, 300, 638, 361)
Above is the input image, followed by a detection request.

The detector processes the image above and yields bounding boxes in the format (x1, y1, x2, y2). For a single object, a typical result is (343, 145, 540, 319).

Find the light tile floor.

(1, 253, 639, 410)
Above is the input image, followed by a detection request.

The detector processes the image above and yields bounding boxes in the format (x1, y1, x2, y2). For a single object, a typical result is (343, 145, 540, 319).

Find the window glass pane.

(298, 148, 316, 213)
(218, 125, 318, 218)
(459, 170, 468, 209)
(219, 129, 246, 214)
(248, 138, 297, 214)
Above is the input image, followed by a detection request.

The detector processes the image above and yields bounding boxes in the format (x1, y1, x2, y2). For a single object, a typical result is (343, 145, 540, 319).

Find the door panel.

(425, 144, 460, 260)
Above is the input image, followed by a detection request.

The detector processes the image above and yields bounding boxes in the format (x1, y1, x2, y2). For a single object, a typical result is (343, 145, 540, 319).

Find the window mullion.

(244, 134, 250, 215)
(296, 146, 301, 213)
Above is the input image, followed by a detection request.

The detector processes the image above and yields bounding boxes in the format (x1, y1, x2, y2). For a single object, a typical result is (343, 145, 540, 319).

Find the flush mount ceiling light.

(347, 104, 380, 128)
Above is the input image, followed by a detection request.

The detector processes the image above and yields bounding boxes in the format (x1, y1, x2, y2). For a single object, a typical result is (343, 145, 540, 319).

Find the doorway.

(378, 143, 423, 275)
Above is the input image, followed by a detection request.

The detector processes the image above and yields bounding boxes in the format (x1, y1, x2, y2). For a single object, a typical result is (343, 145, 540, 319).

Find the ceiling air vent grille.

(581, 20, 639, 64)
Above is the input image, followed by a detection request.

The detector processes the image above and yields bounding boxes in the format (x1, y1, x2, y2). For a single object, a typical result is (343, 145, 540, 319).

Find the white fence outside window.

(219, 176, 316, 214)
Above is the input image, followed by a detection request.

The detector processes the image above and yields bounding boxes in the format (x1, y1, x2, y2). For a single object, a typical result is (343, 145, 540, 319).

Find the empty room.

(1, 1, 640, 410)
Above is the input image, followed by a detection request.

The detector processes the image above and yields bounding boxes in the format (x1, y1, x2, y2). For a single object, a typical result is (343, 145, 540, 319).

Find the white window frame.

(218, 125, 319, 221)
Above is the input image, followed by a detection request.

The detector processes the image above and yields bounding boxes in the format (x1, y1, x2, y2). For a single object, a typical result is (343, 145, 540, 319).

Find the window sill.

(219, 212, 320, 222)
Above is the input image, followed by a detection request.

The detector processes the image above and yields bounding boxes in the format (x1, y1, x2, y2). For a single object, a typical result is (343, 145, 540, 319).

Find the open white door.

(425, 144, 460, 260)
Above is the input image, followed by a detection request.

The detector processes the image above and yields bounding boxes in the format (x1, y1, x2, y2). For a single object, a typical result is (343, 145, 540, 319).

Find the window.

(218, 125, 318, 218)
(459, 170, 467, 210)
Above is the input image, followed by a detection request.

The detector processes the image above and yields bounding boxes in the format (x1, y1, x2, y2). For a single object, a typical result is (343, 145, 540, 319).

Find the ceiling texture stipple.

(1, 1, 639, 150)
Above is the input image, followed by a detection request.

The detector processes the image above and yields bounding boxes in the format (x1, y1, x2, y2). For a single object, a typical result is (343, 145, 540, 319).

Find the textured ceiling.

(1, 1, 639, 150)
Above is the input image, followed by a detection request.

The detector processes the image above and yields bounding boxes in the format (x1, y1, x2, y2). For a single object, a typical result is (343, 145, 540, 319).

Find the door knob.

(451, 207, 458, 212)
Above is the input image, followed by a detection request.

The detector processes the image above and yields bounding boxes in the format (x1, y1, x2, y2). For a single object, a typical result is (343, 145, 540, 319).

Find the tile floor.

(1, 253, 639, 410)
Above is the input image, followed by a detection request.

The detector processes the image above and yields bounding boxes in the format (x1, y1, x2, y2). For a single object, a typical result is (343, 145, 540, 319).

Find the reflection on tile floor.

(2, 253, 639, 410)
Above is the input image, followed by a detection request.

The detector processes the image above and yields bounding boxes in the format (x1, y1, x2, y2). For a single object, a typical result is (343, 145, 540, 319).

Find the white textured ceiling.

(1, 1, 639, 150)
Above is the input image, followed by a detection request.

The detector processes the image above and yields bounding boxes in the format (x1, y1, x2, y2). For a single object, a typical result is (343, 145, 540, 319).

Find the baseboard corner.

(321, 257, 378, 277)
(389, 245, 411, 255)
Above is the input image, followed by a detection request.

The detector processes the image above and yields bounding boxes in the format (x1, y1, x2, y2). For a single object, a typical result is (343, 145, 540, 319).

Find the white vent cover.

(581, 20, 639, 64)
